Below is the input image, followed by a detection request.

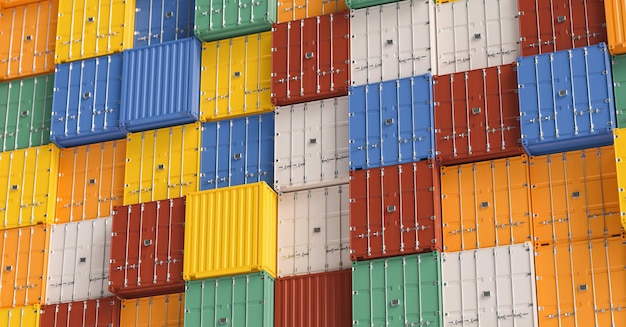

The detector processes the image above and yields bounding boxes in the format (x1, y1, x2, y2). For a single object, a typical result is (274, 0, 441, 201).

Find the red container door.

(40, 297, 121, 327)
(109, 197, 185, 298)
(272, 12, 350, 106)
(349, 160, 442, 261)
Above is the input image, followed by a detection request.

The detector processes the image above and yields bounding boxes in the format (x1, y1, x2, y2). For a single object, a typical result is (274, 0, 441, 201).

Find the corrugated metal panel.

(352, 252, 443, 327)
(0, 0, 43, 8)
(184, 272, 273, 327)
(200, 113, 274, 190)
(109, 197, 185, 298)
(0, 1, 57, 81)
(440, 155, 532, 252)
(517, 44, 616, 156)
(534, 237, 626, 326)
(120, 293, 184, 326)
(40, 297, 121, 327)
(0, 144, 59, 229)
(434, 0, 519, 75)
(55, 0, 135, 64)
(614, 129, 626, 229)
(200, 32, 273, 121)
(434, 64, 523, 165)
(193, 0, 276, 42)
(56, 139, 125, 223)
(123, 123, 201, 206)
(0, 306, 40, 327)
(274, 270, 351, 327)
(350, 0, 436, 86)
(350, 160, 442, 261)
(441, 243, 539, 326)
(0, 74, 54, 152)
(605, 0, 626, 55)
(530, 146, 622, 246)
(134, 0, 194, 48)
(271, 12, 351, 106)
(120, 37, 201, 132)
(46, 218, 112, 304)
(50, 53, 126, 148)
(613, 55, 626, 128)
(274, 97, 348, 192)
(277, 0, 347, 23)
(349, 75, 434, 170)
(184, 182, 277, 280)
(278, 184, 350, 277)
(345, 0, 397, 10)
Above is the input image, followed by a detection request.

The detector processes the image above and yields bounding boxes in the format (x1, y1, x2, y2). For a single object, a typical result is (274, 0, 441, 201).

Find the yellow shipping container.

(440, 155, 533, 252)
(200, 32, 273, 121)
(613, 129, 626, 230)
(120, 293, 184, 326)
(184, 182, 277, 280)
(0, 144, 59, 230)
(0, 305, 40, 326)
(55, 0, 135, 64)
(124, 123, 201, 206)
(605, 0, 626, 55)
(535, 236, 626, 326)
(276, 0, 348, 23)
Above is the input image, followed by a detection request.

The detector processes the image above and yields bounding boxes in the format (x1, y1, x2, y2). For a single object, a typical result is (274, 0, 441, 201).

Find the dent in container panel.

(277, 0, 347, 23)
(0, 306, 40, 327)
(613, 55, 626, 128)
(605, 0, 626, 55)
(614, 129, 626, 229)
(134, 0, 194, 48)
(193, 0, 276, 42)
(40, 297, 120, 327)
(120, 293, 184, 326)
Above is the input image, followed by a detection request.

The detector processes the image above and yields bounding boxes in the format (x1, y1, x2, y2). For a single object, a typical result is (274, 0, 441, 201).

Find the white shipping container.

(274, 97, 349, 193)
(434, 0, 519, 75)
(350, 0, 436, 86)
(45, 218, 113, 304)
(442, 242, 539, 327)
(277, 184, 350, 277)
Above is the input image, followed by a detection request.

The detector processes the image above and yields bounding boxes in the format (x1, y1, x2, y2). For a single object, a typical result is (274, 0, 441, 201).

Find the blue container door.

(134, 0, 195, 48)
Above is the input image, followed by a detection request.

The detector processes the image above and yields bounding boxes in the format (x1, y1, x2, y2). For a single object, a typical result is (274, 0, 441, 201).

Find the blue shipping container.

(517, 43, 616, 156)
(349, 75, 434, 170)
(134, 0, 195, 48)
(200, 113, 274, 190)
(120, 37, 201, 132)
(51, 54, 125, 148)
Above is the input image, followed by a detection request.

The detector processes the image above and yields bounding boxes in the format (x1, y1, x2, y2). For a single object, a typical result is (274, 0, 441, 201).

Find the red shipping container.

(109, 197, 185, 298)
(433, 64, 523, 166)
(349, 160, 442, 261)
(40, 297, 121, 327)
(518, 0, 607, 56)
(271, 12, 350, 106)
(275, 269, 352, 327)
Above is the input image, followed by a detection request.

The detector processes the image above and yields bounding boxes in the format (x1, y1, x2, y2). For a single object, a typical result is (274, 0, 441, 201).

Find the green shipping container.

(614, 54, 626, 128)
(0, 74, 54, 152)
(352, 252, 443, 327)
(194, 0, 276, 42)
(184, 272, 274, 327)
(345, 0, 400, 9)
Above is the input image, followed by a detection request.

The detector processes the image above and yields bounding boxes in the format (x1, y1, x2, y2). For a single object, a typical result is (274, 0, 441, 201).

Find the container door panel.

(134, 0, 193, 48)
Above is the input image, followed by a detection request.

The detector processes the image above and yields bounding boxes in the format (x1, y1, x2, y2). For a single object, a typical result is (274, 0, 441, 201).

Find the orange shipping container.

(276, 0, 348, 23)
(120, 293, 184, 326)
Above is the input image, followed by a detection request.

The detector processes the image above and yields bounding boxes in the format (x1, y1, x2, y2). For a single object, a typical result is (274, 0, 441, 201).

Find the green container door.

(184, 272, 274, 327)
(345, 0, 400, 10)
(0, 74, 54, 152)
(194, 0, 276, 42)
(352, 252, 443, 327)
(614, 55, 626, 128)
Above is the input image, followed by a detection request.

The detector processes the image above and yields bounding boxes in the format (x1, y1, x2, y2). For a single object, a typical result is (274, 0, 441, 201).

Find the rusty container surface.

(40, 297, 121, 327)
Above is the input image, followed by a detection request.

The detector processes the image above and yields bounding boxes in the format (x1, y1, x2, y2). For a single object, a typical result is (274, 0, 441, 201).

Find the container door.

(120, 293, 184, 326)
(133, 0, 194, 48)
(605, 0, 626, 55)
(0, 306, 40, 327)
(614, 129, 626, 229)
(613, 55, 626, 127)
(277, 0, 347, 23)
(193, 0, 275, 41)
(40, 297, 121, 327)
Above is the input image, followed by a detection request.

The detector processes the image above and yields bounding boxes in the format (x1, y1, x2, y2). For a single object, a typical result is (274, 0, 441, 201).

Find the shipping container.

(349, 74, 434, 170)
(109, 197, 185, 298)
(40, 297, 121, 327)
(55, 0, 135, 63)
(134, 0, 194, 48)
(271, 12, 350, 106)
(200, 32, 273, 121)
(605, 0, 626, 55)
(120, 293, 184, 326)
(274, 97, 348, 192)
(56, 139, 125, 223)
(350, 0, 436, 86)
(434, 64, 523, 165)
(441, 243, 539, 326)
(519, 0, 607, 56)
(124, 123, 201, 206)
(434, 0, 519, 75)
(517, 44, 616, 156)
(184, 182, 277, 280)
(613, 55, 626, 128)
(352, 252, 443, 327)
(274, 269, 351, 327)
(200, 113, 274, 190)
(530, 146, 622, 246)
(278, 184, 350, 277)
(350, 160, 442, 261)
(345, 0, 396, 10)
(193, 0, 276, 42)
(534, 237, 626, 326)
(121, 37, 201, 132)
(614, 129, 626, 229)
(184, 272, 273, 327)
(440, 155, 533, 252)
(0, 225, 49, 308)
(50, 53, 125, 148)
(0, 144, 59, 229)
(277, 0, 347, 23)
(0, 74, 54, 152)
(0, 0, 57, 81)
(0, 306, 40, 327)
(0, 0, 44, 8)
